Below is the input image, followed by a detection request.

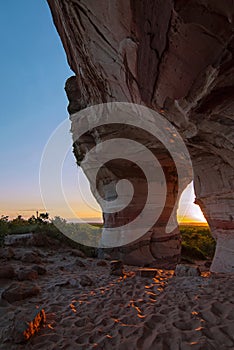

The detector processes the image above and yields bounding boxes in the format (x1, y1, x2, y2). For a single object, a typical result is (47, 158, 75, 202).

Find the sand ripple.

(0, 248, 234, 349)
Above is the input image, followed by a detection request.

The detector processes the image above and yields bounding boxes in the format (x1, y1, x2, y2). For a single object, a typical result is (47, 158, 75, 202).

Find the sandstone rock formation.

(13, 307, 46, 344)
(2, 282, 40, 303)
(47, 0, 234, 272)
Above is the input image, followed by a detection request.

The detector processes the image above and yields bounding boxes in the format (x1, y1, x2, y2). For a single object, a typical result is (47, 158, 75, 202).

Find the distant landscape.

(0, 213, 215, 263)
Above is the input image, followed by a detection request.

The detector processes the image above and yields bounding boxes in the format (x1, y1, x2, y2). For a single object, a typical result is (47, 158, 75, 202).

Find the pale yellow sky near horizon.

(1, 181, 207, 224)
(1, 141, 207, 223)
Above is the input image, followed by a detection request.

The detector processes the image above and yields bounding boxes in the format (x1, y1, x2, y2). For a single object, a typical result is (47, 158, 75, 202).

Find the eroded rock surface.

(47, 0, 234, 272)
(2, 282, 40, 303)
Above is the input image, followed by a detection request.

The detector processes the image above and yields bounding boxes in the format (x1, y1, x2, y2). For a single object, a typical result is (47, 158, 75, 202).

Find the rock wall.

(47, 0, 234, 272)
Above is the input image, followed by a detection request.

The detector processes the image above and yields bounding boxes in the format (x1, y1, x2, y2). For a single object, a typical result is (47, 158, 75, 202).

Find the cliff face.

(47, 0, 234, 272)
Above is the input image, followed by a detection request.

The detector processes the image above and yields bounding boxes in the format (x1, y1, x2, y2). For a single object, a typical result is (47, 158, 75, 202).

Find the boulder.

(174, 264, 201, 277)
(2, 282, 40, 303)
(13, 307, 46, 343)
(17, 269, 38, 281)
(0, 265, 15, 279)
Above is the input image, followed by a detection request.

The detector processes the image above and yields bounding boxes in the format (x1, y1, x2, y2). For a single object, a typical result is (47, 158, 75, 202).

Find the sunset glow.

(1, 179, 207, 225)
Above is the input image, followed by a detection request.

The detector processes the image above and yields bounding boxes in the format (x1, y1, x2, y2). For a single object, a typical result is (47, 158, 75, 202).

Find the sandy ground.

(0, 246, 234, 350)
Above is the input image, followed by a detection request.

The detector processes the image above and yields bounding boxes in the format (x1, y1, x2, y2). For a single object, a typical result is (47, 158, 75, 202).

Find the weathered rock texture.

(47, 0, 234, 272)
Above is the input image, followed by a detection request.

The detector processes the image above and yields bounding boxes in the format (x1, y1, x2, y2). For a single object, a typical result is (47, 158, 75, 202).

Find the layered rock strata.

(47, 0, 234, 272)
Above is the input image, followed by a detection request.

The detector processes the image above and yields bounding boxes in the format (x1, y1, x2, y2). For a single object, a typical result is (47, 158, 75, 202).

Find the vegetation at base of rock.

(1, 214, 216, 261)
(33, 221, 99, 257)
(181, 243, 207, 261)
(180, 225, 216, 261)
(0, 214, 100, 257)
(0, 213, 49, 242)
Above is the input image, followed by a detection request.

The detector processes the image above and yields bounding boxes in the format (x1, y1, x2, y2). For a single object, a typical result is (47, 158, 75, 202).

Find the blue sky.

(0, 1, 206, 223)
(0, 1, 72, 217)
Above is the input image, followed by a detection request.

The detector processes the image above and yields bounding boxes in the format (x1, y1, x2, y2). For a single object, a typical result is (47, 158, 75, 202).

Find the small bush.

(180, 225, 216, 260)
(34, 223, 98, 258)
(181, 242, 207, 260)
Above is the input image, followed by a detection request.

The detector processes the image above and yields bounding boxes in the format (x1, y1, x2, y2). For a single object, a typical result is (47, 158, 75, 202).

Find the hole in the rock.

(178, 181, 207, 225)
(178, 182, 215, 265)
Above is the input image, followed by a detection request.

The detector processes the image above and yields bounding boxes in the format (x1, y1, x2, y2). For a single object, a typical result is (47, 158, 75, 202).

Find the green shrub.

(8, 224, 38, 235)
(34, 222, 98, 258)
(180, 225, 216, 260)
(181, 242, 207, 260)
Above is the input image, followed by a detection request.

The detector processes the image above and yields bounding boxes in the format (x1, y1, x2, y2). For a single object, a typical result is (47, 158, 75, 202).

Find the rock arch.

(47, 0, 234, 272)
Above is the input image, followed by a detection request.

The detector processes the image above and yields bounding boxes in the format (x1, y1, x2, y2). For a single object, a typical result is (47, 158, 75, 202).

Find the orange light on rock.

(69, 303, 77, 313)
(21, 308, 46, 342)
